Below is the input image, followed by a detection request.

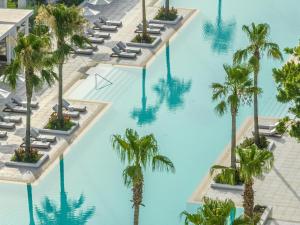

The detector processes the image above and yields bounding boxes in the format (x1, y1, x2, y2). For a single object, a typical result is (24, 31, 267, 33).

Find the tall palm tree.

(3, 32, 56, 153)
(233, 23, 283, 146)
(131, 67, 159, 125)
(35, 155, 95, 224)
(141, 0, 148, 40)
(181, 197, 253, 225)
(112, 129, 175, 225)
(153, 42, 191, 111)
(36, 4, 87, 127)
(237, 145, 274, 218)
(204, 0, 236, 53)
(211, 64, 254, 168)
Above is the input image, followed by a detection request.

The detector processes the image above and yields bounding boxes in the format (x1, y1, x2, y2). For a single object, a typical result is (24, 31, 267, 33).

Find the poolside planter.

(211, 182, 244, 191)
(257, 206, 272, 225)
(149, 15, 183, 25)
(5, 154, 49, 168)
(39, 122, 79, 136)
(127, 37, 161, 49)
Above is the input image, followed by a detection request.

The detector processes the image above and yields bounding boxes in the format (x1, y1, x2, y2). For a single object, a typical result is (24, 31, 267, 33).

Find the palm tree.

(211, 64, 254, 168)
(237, 145, 274, 218)
(112, 129, 175, 225)
(233, 23, 283, 146)
(35, 155, 95, 224)
(131, 67, 159, 125)
(141, 0, 148, 40)
(204, 0, 236, 53)
(36, 4, 87, 127)
(153, 42, 191, 111)
(3, 32, 56, 153)
(181, 197, 253, 225)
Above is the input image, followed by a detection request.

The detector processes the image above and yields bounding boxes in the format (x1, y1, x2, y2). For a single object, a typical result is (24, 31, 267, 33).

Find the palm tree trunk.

(243, 180, 254, 218)
(142, 0, 147, 40)
(58, 62, 64, 127)
(253, 71, 260, 146)
(165, 0, 169, 14)
(231, 111, 236, 169)
(25, 72, 32, 153)
(133, 180, 143, 225)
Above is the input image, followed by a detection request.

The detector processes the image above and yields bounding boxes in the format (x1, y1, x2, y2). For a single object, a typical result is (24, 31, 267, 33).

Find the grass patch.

(11, 147, 42, 163)
(132, 34, 155, 44)
(45, 112, 76, 131)
(154, 7, 178, 21)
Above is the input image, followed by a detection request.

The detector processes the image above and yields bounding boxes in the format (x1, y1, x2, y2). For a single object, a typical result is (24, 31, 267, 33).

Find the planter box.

(127, 37, 161, 49)
(5, 154, 49, 168)
(149, 15, 183, 25)
(211, 182, 244, 191)
(257, 206, 272, 225)
(39, 122, 79, 135)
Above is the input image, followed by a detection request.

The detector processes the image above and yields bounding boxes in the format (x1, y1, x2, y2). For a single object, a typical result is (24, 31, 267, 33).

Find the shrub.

(213, 167, 243, 185)
(11, 147, 42, 163)
(45, 112, 75, 131)
(154, 7, 178, 21)
(132, 34, 155, 44)
(239, 135, 269, 150)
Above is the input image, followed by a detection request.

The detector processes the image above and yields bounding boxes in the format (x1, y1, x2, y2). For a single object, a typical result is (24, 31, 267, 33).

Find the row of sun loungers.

(111, 42, 141, 59)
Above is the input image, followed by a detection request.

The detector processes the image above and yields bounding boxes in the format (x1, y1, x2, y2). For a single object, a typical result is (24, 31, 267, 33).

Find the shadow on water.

(153, 42, 192, 111)
(34, 155, 95, 225)
(203, 0, 236, 53)
(131, 67, 160, 125)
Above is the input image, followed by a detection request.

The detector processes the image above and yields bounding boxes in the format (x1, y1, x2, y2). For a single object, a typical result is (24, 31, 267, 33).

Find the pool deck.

(189, 117, 300, 223)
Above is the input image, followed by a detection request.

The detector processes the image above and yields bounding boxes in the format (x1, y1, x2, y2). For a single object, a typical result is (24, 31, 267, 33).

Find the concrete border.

(39, 122, 79, 135)
(127, 36, 162, 48)
(149, 15, 183, 25)
(5, 154, 49, 168)
(258, 207, 272, 225)
(211, 182, 244, 191)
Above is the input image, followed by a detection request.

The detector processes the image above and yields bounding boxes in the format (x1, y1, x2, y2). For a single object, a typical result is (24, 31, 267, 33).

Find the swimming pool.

(0, 1, 299, 224)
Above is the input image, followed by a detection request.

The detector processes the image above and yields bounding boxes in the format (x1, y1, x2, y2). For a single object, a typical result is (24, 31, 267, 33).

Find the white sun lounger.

(62, 99, 86, 112)
(0, 131, 7, 138)
(252, 128, 282, 137)
(111, 46, 136, 59)
(31, 128, 56, 143)
(3, 103, 27, 114)
(146, 21, 165, 30)
(136, 24, 161, 34)
(0, 114, 22, 123)
(86, 29, 110, 39)
(0, 121, 15, 129)
(87, 36, 104, 44)
(11, 96, 39, 108)
(21, 140, 51, 149)
(53, 105, 80, 118)
(73, 47, 94, 55)
(94, 21, 118, 31)
(258, 121, 280, 130)
(116, 41, 141, 54)
(99, 17, 122, 27)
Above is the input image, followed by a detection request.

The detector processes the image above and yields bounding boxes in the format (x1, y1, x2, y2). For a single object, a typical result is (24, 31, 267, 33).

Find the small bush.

(154, 7, 178, 21)
(45, 112, 75, 131)
(239, 135, 269, 150)
(132, 34, 155, 44)
(11, 147, 42, 163)
(213, 168, 243, 185)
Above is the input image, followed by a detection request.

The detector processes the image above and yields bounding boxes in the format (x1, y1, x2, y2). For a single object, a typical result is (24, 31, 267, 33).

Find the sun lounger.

(73, 47, 94, 55)
(84, 44, 98, 51)
(11, 96, 39, 108)
(0, 114, 22, 123)
(87, 36, 104, 44)
(99, 16, 122, 27)
(0, 131, 7, 138)
(3, 103, 27, 114)
(53, 105, 80, 118)
(252, 128, 282, 137)
(258, 121, 279, 130)
(116, 41, 141, 54)
(0, 121, 15, 129)
(135, 24, 161, 34)
(146, 21, 165, 30)
(31, 128, 56, 143)
(62, 99, 86, 112)
(94, 21, 118, 31)
(111, 46, 136, 59)
(86, 29, 111, 39)
(21, 141, 50, 149)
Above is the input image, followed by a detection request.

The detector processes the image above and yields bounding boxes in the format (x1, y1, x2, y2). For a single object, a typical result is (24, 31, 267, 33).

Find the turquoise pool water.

(0, 1, 299, 224)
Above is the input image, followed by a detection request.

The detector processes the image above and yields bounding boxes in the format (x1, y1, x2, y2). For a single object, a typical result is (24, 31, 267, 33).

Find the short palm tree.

(211, 64, 254, 168)
(36, 4, 87, 127)
(237, 145, 274, 218)
(3, 32, 56, 153)
(233, 23, 283, 146)
(181, 197, 253, 225)
(112, 129, 175, 225)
